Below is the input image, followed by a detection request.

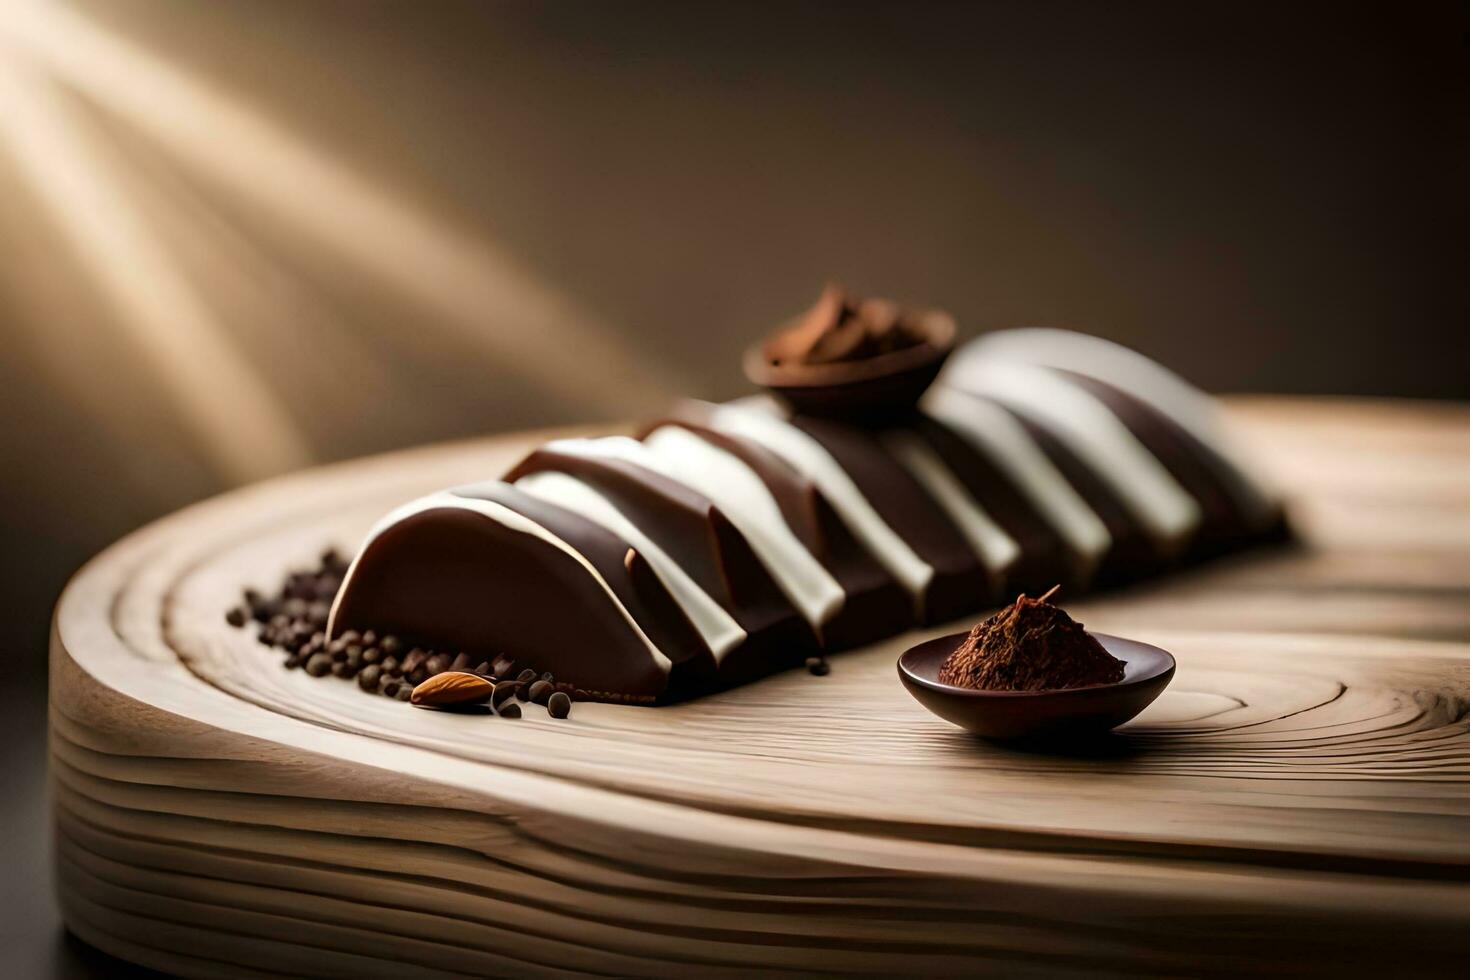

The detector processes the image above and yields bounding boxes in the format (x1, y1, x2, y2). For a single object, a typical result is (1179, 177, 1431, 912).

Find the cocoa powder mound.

(937, 587, 1124, 692)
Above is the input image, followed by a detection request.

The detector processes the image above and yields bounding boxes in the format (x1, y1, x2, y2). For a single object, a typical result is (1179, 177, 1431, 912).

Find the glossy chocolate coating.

(505, 447, 819, 685)
(330, 502, 675, 703)
(451, 481, 717, 692)
(911, 415, 1086, 594)
(788, 415, 998, 623)
(1056, 371, 1284, 554)
(646, 415, 911, 649)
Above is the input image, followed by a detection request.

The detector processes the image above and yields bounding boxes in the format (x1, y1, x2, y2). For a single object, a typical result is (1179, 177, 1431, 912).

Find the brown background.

(0, 3, 1463, 973)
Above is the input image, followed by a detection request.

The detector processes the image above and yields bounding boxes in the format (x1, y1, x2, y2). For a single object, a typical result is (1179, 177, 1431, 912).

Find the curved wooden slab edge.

(50, 399, 1470, 976)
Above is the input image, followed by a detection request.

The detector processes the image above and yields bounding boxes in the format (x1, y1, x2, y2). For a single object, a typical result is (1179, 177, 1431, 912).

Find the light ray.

(0, 53, 312, 483)
(0, 1, 681, 419)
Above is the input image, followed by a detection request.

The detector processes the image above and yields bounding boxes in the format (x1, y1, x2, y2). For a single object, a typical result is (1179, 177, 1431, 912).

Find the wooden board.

(50, 398, 1470, 977)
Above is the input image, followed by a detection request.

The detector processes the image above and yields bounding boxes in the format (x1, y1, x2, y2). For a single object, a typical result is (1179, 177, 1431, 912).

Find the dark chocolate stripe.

(452, 481, 717, 694)
(505, 448, 818, 683)
(787, 416, 998, 623)
(644, 416, 912, 650)
(332, 497, 675, 703)
(912, 415, 1085, 594)
(1057, 370, 1284, 551)
(960, 395, 1163, 582)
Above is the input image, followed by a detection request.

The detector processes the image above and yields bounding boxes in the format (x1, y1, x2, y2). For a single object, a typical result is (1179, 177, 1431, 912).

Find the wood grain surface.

(50, 398, 1470, 977)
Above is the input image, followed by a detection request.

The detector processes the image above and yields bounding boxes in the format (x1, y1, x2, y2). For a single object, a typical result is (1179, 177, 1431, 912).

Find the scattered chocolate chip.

(225, 607, 247, 628)
(357, 665, 381, 693)
(528, 680, 554, 705)
(496, 701, 521, 719)
(305, 652, 333, 677)
(806, 656, 830, 676)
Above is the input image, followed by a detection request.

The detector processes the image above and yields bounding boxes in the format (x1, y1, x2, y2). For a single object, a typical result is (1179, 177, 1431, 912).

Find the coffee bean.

(283, 597, 309, 618)
(328, 637, 348, 655)
(449, 652, 472, 672)
(379, 635, 402, 656)
(362, 647, 382, 665)
(496, 700, 521, 719)
(380, 656, 400, 676)
(540, 671, 555, 684)
(357, 665, 381, 693)
(806, 656, 830, 676)
(491, 682, 520, 708)
(473, 661, 493, 676)
(394, 685, 413, 702)
(283, 654, 302, 670)
(528, 680, 553, 705)
(380, 675, 402, 697)
(547, 691, 572, 719)
(346, 648, 363, 670)
(331, 660, 357, 679)
(305, 652, 333, 677)
(401, 650, 427, 677)
(424, 653, 451, 677)
(361, 630, 378, 647)
(307, 601, 330, 627)
(225, 607, 247, 628)
(492, 655, 515, 677)
(338, 630, 361, 646)
(517, 668, 536, 684)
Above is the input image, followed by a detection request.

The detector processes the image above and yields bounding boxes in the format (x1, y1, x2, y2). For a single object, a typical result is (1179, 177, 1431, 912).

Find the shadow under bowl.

(897, 632, 1175, 740)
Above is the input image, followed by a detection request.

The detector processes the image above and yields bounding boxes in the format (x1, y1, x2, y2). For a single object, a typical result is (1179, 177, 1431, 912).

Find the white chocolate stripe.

(512, 470, 747, 662)
(955, 329, 1279, 526)
(880, 429, 1021, 575)
(923, 386, 1111, 575)
(703, 404, 935, 612)
(955, 360, 1202, 552)
(329, 490, 672, 673)
(636, 428, 846, 630)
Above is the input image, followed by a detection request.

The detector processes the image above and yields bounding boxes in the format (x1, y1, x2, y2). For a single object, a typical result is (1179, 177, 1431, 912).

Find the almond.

(410, 671, 494, 708)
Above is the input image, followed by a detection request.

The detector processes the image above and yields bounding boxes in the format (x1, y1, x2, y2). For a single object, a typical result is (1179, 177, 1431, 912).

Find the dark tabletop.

(2, 669, 168, 979)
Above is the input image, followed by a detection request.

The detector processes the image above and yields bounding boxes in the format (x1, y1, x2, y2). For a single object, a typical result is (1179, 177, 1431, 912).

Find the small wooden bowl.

(743, 311, 955, 421)
(897, 631, 1175, 740)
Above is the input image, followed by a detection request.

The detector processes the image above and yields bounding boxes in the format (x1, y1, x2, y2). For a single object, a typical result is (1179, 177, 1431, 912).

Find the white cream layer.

(880, 429, 1021, 575)
(636, 428, 846, 629)
(328, 489, 672, 673)
(701, 404, 935, 614)
(954, 329, 1278, 526)
(953, 360, 1202, 553)
(512, 470, 747, 662)
(923, 386, 1111, 577)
